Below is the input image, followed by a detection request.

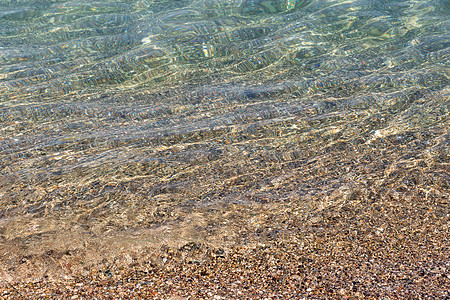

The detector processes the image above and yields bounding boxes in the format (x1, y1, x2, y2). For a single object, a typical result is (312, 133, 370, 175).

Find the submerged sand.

(1, 89, 448, 298)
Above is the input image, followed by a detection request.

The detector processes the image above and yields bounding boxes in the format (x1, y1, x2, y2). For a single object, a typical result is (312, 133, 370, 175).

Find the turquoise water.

(0, 0, 448, 280)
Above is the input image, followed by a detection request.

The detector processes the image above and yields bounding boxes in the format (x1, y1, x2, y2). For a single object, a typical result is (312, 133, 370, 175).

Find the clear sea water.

(0, 0, 448, 280)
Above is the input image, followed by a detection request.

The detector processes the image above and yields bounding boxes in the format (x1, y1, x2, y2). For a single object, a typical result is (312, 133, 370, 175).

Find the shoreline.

(1, 187, 448, 298)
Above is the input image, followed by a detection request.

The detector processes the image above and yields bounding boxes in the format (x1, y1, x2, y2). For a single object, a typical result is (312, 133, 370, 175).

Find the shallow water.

(0, 0, 448, 281)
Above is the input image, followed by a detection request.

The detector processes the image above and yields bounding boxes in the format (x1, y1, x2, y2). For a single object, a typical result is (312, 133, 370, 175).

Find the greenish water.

(0, 0, 448, 281)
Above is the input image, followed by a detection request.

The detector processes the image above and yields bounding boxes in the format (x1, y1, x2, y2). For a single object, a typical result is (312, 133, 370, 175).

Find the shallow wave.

(0, 0, 448, 282)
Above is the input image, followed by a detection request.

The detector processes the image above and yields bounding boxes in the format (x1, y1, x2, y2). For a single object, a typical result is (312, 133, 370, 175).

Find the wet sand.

(1, 89, 448, 298)
(1, 187, 449, 299)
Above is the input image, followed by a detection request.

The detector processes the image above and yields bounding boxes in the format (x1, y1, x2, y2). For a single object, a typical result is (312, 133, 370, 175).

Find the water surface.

(0, 0, 448, 281)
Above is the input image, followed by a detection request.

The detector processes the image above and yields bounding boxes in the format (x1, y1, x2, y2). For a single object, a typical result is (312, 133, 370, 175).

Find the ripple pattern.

(0, 0, 449, 283)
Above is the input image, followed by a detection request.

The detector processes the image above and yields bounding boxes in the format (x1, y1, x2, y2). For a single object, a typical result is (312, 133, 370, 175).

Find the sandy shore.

(1, 87, 448, 299)
(1, 184, 448, 299)
(1, 93, 449, 298)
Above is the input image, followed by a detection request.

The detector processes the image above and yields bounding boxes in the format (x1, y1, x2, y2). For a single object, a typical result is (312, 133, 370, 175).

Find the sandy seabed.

(1, 83, 449, 300)
(1, 97, 448, 298)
